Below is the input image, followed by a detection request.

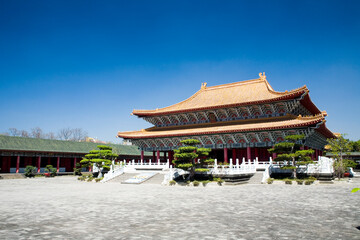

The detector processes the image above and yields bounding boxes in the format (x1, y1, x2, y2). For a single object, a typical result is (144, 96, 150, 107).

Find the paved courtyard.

(0, 176, 359, 240)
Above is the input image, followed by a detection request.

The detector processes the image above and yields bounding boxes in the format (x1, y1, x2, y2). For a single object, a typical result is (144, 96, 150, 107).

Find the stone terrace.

(0, 177, 359, 240)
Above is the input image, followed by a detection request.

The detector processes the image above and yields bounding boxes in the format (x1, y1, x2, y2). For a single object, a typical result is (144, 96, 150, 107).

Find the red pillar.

(224, 148, 228, 163)
(57, 157, 60, 172)
(272, 153, 277, 160)
(156, 150, 160, 161)
(37, 156, 41, 173)
(169, 151, 173, 165)
(74, 157, 77, 171)
(254, 148, 259, 160)
(232, 149, 236, 164)
(247, 147, 251, 160)
(16, 156, 20, 173)
(141, 150, 144, 161)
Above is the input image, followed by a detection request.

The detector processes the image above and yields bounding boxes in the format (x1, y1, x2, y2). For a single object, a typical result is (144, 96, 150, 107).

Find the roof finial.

(259, 72, 266, 80)
(201, 82, 207, 89)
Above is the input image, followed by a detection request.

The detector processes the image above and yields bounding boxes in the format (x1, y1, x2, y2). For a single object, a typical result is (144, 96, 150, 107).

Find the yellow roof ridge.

(132, 73, 309, 115)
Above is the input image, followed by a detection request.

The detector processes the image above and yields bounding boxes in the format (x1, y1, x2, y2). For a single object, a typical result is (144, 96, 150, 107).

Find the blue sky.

(0, 0, 359, 142)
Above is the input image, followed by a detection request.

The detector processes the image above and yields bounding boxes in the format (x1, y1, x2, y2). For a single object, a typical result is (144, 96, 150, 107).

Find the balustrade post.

(132, 159, 135, 165)
(166, 159, 169, 168)
(242, 157, 245, 165)
(141, 159, 143, 165)
(229, 158, 233, 168)
(149, 159, 152, 165)
(236, 158, 239, 167)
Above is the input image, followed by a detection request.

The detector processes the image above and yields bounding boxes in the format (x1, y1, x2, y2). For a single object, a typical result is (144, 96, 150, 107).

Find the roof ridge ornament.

(259, 72, 266, 80)
(201, 82, 207, 89)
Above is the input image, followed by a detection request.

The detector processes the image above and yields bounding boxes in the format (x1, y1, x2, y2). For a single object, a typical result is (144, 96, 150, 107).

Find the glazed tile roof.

(118, 114, 335, 139)
(0, 135, 152, 156)
(133, 75, 309, 116)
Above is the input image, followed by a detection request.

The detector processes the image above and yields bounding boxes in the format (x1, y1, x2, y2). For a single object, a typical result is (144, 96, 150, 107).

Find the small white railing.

(101, 162, 125, 183)
(209, 158, 258, 175)
(122, 159, 170, 171)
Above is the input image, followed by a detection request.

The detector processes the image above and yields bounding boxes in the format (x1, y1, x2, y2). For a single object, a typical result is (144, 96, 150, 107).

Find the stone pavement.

(0, 176, 359, 240)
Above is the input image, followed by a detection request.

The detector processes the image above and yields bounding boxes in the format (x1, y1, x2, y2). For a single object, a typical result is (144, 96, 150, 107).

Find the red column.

(74, 157, 77, 171)
(37, 156, 41, 173)
(254, 148, 259, 160)
(141, 150, 144, 161)
(16, 156, 20, 173)
(57, 157, 60, 172)
(168, 151, 173, 165)
(232, 149, 236, 164)
(247, 147, 251, 160)
(224, 148, 228, 163)
(272, 153, 277, 160)
(156, 150, 160, 161)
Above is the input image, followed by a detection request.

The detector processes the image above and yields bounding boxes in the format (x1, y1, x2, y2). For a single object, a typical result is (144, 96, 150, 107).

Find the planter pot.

(44, 173, 51, 177)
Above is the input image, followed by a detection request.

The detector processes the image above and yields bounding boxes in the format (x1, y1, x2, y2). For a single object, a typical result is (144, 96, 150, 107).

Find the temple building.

(117, 73, 335, 164)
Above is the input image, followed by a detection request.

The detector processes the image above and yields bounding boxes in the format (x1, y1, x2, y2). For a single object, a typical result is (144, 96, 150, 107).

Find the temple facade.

(118, 73, 335, 164)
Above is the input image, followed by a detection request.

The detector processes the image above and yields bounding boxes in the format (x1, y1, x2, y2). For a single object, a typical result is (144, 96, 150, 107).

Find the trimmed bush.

(87, 175, 94, 182)
(296, 179, 304, 185)
(285, 180, 292, 185)
(267, 178, 274, 184)
(305, 180, 314, 185)
(169, 180, 176, 186)
(44, 165, 57, 177)
(202, 180, 210, 187)
(216, 178, 224, 186)
(95, 177, 103, 182)
(24, 166, 37, 178)
(193, 180, 200, 187)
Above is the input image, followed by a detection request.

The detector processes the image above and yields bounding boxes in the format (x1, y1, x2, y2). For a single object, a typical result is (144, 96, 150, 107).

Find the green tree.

(327, 134, 355, 178)
(268, 135, 314, 179)
(44, 165, 57, 177)
(80, 145, 118, 178)
(173, 139, 213, 181)
(24, 165, 37, 178)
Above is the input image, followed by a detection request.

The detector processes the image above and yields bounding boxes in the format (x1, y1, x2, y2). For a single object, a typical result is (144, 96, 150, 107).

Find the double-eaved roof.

(118, 113, 335, 139)
(132, 75, 318, 116)
(0, 135, 150, 156)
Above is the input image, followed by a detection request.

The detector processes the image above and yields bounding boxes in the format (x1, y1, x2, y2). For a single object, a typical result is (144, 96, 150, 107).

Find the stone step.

(141, 173, 165, 184)
(247, 171, 264, 184)
(109, 173, 137, 183)
(0, 174, 25, 179)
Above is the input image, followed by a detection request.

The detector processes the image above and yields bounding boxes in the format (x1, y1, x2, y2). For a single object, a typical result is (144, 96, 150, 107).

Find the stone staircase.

(109, 173, 137, 183)
(141, 173, 164, 184)
(247, 171, 264, 184)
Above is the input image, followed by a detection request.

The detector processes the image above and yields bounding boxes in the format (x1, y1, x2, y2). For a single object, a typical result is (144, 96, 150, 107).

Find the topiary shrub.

(305, 180, 314, 185)
(216, 178, 224, 186)
(193, 180, 200, 187)
(24, 166, 37, 178)
(267, 178, 274, 184)
(169, 180, 176, 186)
(285, 179, 292, 185)
(44, 165, 57, 177)
(296, 179, 304, 185)
(202, 180, 210, 187)
(78, 175, 86, 181)
(73, 163, 82, 176)
(95, 177, 103, 182)
(87, 175, 94, 182)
